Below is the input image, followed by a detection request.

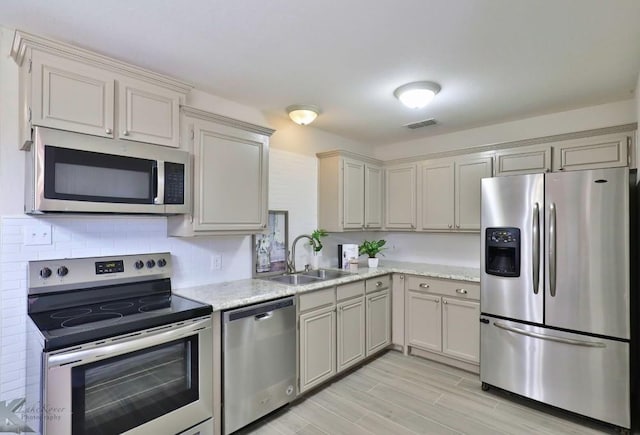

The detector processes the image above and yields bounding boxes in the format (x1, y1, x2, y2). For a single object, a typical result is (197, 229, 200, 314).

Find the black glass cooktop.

(28, 279, 212, 351)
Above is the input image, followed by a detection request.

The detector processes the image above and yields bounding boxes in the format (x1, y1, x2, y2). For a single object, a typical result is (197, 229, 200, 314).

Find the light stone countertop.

(174, 260, 479, 311)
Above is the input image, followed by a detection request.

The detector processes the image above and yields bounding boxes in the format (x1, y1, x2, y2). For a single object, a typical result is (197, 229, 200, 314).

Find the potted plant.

(359, 239, 386, 268)
(309, 229, 328, 269)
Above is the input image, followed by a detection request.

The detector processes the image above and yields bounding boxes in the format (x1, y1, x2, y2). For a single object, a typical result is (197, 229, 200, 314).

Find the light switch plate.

(24, 225, 52, 246)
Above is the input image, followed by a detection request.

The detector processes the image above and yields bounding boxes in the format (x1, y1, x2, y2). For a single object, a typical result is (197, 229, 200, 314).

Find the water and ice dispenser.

(485, 227, 521, 277)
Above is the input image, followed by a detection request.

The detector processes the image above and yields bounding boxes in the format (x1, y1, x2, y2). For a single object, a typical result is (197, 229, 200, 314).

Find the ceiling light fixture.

(286, 105, 320, 126)
(393, 81, 441, 109)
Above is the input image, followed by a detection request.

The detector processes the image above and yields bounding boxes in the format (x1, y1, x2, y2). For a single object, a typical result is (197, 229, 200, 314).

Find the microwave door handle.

(154, 161, 165, 205)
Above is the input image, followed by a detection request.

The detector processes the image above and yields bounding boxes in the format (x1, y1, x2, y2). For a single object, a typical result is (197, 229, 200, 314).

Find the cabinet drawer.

(299, 288, 336, 312)
(365, 275, 390, 293)
(406, 276, 479, 300)
(337, 281, 364, 301)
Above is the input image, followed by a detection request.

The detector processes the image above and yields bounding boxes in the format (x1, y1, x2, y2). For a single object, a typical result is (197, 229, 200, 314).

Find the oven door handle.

(47, 317, 211, 368)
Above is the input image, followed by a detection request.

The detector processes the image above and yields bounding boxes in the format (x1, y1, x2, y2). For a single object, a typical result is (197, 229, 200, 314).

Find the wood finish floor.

(238, 350, 618, 435)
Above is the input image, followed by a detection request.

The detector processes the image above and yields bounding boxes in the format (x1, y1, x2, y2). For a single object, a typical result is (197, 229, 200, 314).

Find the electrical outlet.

(211, 255, 222, 271)
(24, 225, 52, 246)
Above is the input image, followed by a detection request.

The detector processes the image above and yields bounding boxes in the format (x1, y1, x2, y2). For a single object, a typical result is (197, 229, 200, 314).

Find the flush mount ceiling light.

(286, 105, 320, 126)
(393, 81, 441, 109)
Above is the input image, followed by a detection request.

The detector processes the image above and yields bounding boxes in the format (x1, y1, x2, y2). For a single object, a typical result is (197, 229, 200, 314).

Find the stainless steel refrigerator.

(480, 167, 634, 430)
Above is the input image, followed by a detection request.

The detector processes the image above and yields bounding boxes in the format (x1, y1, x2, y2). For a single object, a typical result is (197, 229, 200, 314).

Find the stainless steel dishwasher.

(222, 297, 296, 434)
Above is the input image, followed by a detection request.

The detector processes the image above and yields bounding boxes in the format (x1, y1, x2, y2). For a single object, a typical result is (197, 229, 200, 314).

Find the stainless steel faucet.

(287, 234, 318, 273)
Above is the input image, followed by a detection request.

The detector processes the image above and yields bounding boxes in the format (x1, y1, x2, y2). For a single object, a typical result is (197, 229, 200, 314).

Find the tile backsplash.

(0, 214, 251, 400)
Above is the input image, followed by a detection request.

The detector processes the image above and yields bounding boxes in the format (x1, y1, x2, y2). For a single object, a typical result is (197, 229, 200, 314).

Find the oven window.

(44, 145, 156, 204)
(71, 336, 199, 435)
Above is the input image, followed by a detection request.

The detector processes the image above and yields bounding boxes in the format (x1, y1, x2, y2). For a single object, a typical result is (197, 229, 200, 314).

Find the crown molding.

(181, 106, 275, 136)
(11, 30, 193, 94)
(315, 150, 384, 165)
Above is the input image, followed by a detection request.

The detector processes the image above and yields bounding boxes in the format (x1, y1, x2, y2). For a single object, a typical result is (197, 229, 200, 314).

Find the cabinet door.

(193, 120, 268, 232)
(118, 78, 181, 147)
(455, 157, 492, 230)
(366, 289, 391, 356)
(337, 297, 366, 372)
(553, 134, 630, 172)
(343, 158, 365, 229)
(442, 298, 480, 363)
(419, 160, 454, 230)
(31, 50, 115, 138)
(495, 145, 551, 176)
(299, 306, 336, 393)
(364, 164, 383, 229)
(406, 291, 441, 352)
(385, 164, 417, 229)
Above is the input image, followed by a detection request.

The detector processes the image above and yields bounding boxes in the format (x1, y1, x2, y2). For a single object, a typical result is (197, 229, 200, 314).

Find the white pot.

(368, 257, 379, 268)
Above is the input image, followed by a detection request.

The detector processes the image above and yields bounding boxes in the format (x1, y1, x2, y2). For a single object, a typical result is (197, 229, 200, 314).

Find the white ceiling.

(2, 0, 640, 146)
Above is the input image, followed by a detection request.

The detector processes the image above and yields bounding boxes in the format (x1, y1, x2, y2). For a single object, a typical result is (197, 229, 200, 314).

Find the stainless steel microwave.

(25, 127, 190, 214)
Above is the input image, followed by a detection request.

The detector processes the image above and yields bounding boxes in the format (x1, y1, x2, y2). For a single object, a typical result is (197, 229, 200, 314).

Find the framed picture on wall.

(252, 210, 289, 277)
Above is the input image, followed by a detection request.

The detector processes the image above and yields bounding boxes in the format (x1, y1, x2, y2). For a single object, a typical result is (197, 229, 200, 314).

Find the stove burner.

(61, 312, 123, 328)
(50, 308, 92, 319)
(100, 302, 135, 311)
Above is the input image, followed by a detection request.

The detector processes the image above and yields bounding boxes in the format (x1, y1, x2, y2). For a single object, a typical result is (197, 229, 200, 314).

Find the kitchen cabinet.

(365, 276, 391, 356)
(405, 275, 480, 369)
(336, 281, 366, 372)
(12, 31, 191, 148)
(384, 163, 417, 229)
(494, 145, 552, 176)
(418, 155, 492, 232)
(552, 133, 631, 172)
(317, 151, 384, 232)
(299, 305, 336, 393)
(168, 107, 273, 236)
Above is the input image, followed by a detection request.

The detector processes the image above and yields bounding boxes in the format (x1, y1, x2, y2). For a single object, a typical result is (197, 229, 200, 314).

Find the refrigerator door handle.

(549, 202, 557, 297)
(493, 322, 606, 348)
(532, 202, 540, 295)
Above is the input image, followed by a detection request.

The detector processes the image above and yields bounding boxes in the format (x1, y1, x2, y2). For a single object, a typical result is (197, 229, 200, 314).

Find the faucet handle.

(304, 264, 311, 272)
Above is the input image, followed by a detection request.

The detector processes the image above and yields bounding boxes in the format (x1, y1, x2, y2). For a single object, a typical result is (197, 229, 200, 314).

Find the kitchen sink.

(301, 269, 352, 280)
(264, 269, 352, 285)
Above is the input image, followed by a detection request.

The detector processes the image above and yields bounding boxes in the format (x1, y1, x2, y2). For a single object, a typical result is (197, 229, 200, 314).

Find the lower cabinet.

(298, 276, 391, 394)
(299, 305, 336, 393)
(405, 276, 480, 367)
(337, 296, 366, 372)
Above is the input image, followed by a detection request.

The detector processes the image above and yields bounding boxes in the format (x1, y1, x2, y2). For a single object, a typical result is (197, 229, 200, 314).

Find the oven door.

(43, 317, 212, 435)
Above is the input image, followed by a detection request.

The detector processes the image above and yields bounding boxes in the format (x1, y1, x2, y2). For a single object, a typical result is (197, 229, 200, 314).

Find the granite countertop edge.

(174, 261, 480, 312)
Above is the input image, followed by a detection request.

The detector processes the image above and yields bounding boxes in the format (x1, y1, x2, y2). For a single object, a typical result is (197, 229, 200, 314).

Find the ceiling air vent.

(405, 118, 437, 129)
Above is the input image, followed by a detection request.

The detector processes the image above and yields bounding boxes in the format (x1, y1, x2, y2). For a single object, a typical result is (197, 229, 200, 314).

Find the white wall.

(375, 99, 637, 160)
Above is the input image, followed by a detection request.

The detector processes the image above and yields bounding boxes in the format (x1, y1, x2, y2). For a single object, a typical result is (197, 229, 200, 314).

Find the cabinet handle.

(456, 224, 460, 229)
(105, 128, 112, 135)
(122, 130, 130, 136)
(448, 224, 452, 229)
(455, 288, 468, 295)
(376, 281, 383, 287)
(435, 299, 440, 304)
(400, 275, 404, 280)
(419, 283, 429, 289)
(410, 224, 415, 229)
(443, 300, 448, 304)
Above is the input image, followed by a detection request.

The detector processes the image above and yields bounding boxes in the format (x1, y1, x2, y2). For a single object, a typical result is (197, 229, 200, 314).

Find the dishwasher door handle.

(254, 312, 273, 321)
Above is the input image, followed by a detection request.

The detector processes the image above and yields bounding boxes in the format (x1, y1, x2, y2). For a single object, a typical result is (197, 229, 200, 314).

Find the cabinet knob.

(419, 283, 430, 289)
(399, 275, 404, 280)
(435, 299, 440, 304)
(376, 281, 383, 287)
(410, 224, 415, 229)
(122, 130, 130, 136)
(448, 224, 452, 229)
(105, 128, 112, 135)
(443, 300, 448, 304)
(456, 288, 468, 295)
(456, 224, 460, 229)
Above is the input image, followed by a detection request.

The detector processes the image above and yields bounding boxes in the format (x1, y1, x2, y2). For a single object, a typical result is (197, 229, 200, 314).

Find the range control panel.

(28, 252, 172, 293)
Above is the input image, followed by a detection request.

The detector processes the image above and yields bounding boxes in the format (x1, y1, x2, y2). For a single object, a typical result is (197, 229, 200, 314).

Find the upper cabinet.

(552, 133, 630, 172)
(494, 145, 552, 176)
(418, 155, 492, 232)
(317, 152, 384, 232)
(12, 31, 191, 148)
(384, 163, 417, 230)
(169, 107, 273, 236)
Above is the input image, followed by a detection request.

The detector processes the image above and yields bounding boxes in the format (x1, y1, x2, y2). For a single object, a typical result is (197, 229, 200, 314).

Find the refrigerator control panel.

(485, 227, 520, 277)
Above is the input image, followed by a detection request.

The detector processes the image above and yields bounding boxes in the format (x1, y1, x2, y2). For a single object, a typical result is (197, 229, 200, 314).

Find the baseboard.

(408, 346, 480, 374)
